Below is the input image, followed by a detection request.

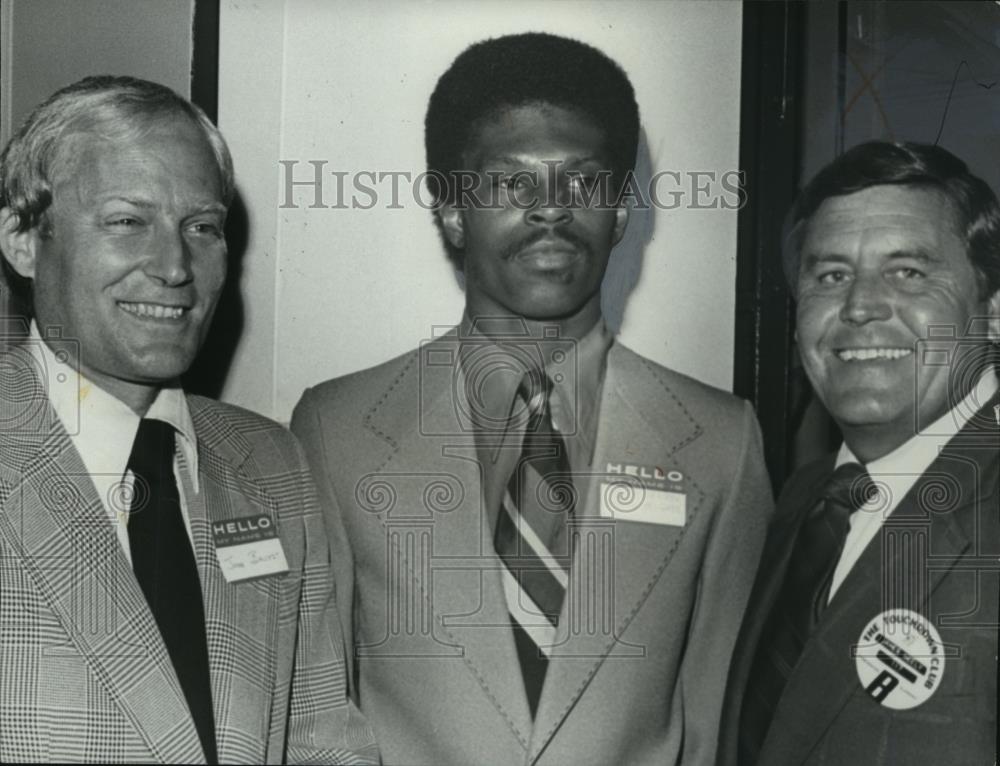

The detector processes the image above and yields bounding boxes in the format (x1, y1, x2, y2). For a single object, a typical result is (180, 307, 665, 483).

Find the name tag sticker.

(598, 481, 687, 526)
(213, 514, 289, 583)
(853, 609, 945, 710)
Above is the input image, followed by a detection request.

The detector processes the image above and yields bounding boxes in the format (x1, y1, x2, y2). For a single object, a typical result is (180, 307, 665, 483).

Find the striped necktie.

(494, 369, 575, 717)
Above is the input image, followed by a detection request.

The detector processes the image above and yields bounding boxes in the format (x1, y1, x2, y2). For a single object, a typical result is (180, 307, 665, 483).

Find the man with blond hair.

(0, 75, 376, 764)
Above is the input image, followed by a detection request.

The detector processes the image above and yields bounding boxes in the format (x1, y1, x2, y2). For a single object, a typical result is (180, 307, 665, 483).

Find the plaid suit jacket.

(0, 348, 378, 764)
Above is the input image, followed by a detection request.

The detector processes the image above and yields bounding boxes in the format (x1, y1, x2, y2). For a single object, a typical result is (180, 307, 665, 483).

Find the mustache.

(500, 228, 593, 261)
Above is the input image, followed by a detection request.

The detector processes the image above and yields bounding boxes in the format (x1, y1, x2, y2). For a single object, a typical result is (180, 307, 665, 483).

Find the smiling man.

(718, 142, 1000, 765)
(292, 33, 772, 766)
(0, 76, 376, 764)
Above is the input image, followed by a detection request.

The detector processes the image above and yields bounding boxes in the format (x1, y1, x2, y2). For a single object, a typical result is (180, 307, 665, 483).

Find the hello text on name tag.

(213, 514, 289, 583)
(599, 462, 687, 526)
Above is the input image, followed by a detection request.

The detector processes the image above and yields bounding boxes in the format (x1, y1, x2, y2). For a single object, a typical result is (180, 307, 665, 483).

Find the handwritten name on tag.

(213, 514, 289, 583)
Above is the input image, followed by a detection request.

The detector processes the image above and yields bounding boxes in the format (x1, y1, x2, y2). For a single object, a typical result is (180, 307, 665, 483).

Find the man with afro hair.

(293, 32, 772, 766)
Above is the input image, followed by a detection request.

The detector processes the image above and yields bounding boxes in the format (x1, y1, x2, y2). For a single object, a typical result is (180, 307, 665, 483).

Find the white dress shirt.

(828, 369, 999, 600)
(27, 322, 200, 564)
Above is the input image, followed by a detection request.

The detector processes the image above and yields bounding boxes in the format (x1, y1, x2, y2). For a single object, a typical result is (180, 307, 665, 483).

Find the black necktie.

(738, 462, 875, 765)
(494, 370, 574, 717)
(127, 418, 217, 764)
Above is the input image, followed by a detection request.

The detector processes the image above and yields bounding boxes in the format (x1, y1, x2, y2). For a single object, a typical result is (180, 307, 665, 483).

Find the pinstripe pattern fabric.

(0, 354, 378, 764)
(738, 463, 871, 763)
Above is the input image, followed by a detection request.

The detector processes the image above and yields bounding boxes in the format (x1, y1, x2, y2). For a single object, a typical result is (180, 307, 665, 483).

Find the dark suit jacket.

(0, 348, 378, 764)
(292, 335, 774, 766)
(718, 400, 1000, 766)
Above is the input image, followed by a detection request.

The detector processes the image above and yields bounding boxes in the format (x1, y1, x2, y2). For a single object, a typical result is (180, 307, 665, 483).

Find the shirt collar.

(836, 369, 1000, 484)
(457, 313, 612, 460)
(27, 321, 199, 491)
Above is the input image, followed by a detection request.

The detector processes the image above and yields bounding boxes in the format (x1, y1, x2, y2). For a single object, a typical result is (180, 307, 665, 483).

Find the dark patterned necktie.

(494, 369, 574, 717)
(738, 462, 875, 765)
(127, 418, 218, 764)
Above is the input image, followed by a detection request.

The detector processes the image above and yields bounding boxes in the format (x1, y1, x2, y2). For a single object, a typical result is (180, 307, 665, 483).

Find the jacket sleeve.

(679, 400, 774, 766)
(283, 418, 379, 765)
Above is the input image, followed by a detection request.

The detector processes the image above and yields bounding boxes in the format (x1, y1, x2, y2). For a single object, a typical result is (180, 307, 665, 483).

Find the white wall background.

(219, 0, 743, 422)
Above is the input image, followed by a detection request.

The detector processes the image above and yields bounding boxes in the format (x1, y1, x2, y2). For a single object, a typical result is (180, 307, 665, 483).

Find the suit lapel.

(747, 461, 833, 655)
(0, 366, 202, 763)
(529, 345, 705, 759)
(187, 398, 286, 766)
(718, 459, 831, 765)
(763, 404, 997, 764)
(363, 337, 535, 747)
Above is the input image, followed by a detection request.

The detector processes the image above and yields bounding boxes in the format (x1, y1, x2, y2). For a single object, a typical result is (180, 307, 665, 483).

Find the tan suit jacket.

(293, 335, 773, 765)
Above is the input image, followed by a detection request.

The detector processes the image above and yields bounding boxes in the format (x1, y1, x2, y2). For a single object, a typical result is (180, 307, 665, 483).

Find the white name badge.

(853, 609, 945, 710)
(598, 481, 687, 526)
(213, 513, 290, 583)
